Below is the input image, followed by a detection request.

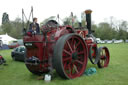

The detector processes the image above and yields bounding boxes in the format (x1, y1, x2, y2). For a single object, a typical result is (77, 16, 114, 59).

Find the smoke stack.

(85, 10, 92, 34)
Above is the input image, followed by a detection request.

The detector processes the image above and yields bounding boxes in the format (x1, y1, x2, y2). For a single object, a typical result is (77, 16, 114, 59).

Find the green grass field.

(0, 43, 128, 85)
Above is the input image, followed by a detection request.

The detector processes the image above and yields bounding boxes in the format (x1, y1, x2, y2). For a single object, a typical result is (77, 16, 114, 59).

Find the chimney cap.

(85, 9, 92, 14)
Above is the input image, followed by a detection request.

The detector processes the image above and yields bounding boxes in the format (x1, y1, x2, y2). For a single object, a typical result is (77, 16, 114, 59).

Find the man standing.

(29, 18, 40, 34)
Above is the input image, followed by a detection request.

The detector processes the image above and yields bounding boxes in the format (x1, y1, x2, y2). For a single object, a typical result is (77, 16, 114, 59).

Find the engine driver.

(29, 18, 40, 34)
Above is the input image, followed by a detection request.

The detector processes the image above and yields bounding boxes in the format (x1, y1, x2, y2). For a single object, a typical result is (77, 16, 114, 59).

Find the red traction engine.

(23, 10, 110, 79)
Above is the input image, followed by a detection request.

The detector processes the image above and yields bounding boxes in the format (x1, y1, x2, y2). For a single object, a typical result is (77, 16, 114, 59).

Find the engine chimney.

(85, 10, 92, 34)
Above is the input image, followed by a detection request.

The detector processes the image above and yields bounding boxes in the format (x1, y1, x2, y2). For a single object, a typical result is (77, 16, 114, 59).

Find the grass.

(0, 43, 128, 85)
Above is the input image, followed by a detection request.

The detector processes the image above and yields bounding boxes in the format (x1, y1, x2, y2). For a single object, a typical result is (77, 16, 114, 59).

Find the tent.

(0, 33, 17, 45)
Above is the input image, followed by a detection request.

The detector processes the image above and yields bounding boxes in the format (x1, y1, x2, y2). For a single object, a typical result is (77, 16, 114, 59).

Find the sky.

(0, 0, 128, 25)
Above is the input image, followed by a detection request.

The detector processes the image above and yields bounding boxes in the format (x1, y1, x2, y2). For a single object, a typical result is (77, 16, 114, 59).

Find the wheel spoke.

(101, 59, 105, 66)
(71, 64, 73, 74)
(73, 42, 76, 51)
(68, 63, 74, 75)
(75, 60, 84, 65)
(75, 41, 80, 49)
(65, 62, 71, 70)
(78, 51, 84, 55)
(104, 59, 106, 64)
(101, 60, 104, 66)
(68, 64, 71, 72)
(71, 37, 74, 45)
(104, 51, 107, 57)
(67, 41, 73, 52)
(72, 38, 76, 50)
(103, 60, 105, 66)
(63, 57, 72, 62)
(64, 62, 67, 69)
(67, 62, 72, 75)
(63, 49, 72, 56)
(71, 37, 74, 50)
(102, 50, 103, 56)
(73, 64, 79, 74)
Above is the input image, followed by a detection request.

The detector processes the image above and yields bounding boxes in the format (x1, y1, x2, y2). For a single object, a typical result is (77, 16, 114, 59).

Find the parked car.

(8, 39, 23, 49)
(11, 46, 26, 61)
(17, 39, 23, 45)
(8, 41, 19, 49)
(100, 40, 105, 44)
(125, 40, 128, 43)
(114, 40, 124, 43)
(104, 40, 108, 43)
(96, 38, 101, 43)
(107, 40, 113, 44)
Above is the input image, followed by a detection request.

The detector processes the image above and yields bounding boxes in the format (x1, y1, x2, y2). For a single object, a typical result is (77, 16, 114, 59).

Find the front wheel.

(97, 47, 110, 68)
(89, 45, 99, 64)
(53, 34, 88, 79)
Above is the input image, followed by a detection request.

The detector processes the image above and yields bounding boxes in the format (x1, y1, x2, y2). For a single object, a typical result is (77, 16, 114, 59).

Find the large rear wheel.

(53, 34, 88, 79)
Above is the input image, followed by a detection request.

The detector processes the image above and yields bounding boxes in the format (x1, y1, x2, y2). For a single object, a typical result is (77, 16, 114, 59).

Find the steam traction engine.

(23, 10, 110, 79)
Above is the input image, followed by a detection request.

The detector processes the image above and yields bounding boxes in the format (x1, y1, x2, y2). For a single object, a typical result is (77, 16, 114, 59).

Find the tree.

(1, 17, 23, 39)
(10, 17, 23, 39)
(0, 25, 3, 34)
(117, 29, 127, 40)
(119, 20, 128, 31)
(81, 12, 86, 27)
(2, 12, 9, 24)
(63, 14, 79, 28)
(1, 23, 12, 34)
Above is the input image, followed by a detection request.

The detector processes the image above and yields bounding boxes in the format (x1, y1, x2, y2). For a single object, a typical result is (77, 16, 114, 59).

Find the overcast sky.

(0, 0, 128, 25)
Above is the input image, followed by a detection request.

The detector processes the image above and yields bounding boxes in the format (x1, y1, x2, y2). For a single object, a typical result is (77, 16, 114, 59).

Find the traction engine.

(23, 9, 110, 79)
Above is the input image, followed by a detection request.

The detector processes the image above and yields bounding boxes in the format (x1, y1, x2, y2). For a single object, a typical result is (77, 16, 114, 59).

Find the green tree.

(2, 12, 9, 24)
(1, 17, 23, 39)
(81, 12, 86, 27)
(117, 29, 127, 40)
(63, 14, 79, 28)
(10, 17, 23, 39)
